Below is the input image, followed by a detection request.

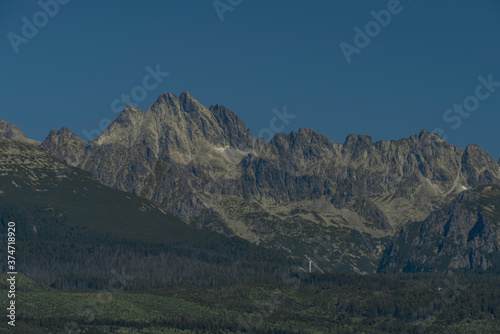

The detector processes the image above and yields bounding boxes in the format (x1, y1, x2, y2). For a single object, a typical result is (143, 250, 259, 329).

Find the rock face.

(0, 119, 40, 145)
(378, 185, 500, 273)
(41, 127, 87, 166)
(40, 92, 500, 273)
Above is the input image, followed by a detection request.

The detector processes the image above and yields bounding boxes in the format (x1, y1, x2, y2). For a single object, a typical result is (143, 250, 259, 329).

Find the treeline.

(0, 200, 296, 290)
(9, 241, 289, 290)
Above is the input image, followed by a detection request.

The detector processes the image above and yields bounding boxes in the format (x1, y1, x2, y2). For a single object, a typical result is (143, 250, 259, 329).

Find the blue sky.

(1, 0, 500, 158)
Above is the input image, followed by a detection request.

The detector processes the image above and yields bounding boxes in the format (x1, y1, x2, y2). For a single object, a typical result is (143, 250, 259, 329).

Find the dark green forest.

(1, 200, 500, 333)
(0, 200, 294, 290)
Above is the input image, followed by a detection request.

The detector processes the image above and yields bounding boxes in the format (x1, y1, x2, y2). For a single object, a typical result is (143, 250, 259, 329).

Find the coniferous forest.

(1, 198, 500, 333)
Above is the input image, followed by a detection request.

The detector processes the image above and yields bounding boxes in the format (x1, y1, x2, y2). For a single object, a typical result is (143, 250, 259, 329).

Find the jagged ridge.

(17, 92, 500, 272)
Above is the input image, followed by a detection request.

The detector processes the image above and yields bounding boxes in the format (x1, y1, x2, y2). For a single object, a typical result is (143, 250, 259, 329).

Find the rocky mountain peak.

(209, 104, 254, 150)
(94, 104, 145, 147)
(342, 133, 374, 158)
(0, 118, 40, 145)
(415, 129, 446, 145)
(344, 133, 374, 147)
(178, 91, 202, 113)
(271, 127, 330, 145)
(461, 144, 500, 187)
(295, 127, 325, 141)
(116, 104, 144, 122)
(418, 129, 430, 138)
(41, 127, 86, 166)
(156, 92, 178, 105)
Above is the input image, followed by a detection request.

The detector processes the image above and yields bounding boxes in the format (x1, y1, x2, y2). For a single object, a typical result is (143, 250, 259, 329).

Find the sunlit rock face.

(40, 92, 500, 273)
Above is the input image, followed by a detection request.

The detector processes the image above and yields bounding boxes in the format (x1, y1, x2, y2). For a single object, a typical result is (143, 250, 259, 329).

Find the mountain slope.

(0, 136, 196, 243)
(0, 119, 40, 145)
(0, 137, 291, 289)
(378, 185, 500, 273)
(40, 92, 500, 273)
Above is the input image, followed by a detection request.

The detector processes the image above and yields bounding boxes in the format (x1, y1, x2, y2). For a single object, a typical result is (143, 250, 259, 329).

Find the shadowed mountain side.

(0, 137, 292, 289)
(379, 185, 500, 273)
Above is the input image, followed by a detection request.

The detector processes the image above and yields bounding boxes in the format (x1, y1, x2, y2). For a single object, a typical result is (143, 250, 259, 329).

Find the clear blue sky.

(1, 0, 499, 158)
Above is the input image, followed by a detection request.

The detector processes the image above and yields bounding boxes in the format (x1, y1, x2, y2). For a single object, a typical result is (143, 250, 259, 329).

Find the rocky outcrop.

(378, 185, 500, 273)
(0, 119, 40, 145)
(461, 144, 500, 187)
(41, 127, 87, 166)
(210, 104, 254, 150)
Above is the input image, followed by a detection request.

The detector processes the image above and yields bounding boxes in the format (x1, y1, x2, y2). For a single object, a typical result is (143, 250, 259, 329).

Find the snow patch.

(213, 146, 229, 153)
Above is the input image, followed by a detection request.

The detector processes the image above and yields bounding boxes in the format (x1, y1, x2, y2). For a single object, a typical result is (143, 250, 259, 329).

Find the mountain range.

(2, 91, 500, 274)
